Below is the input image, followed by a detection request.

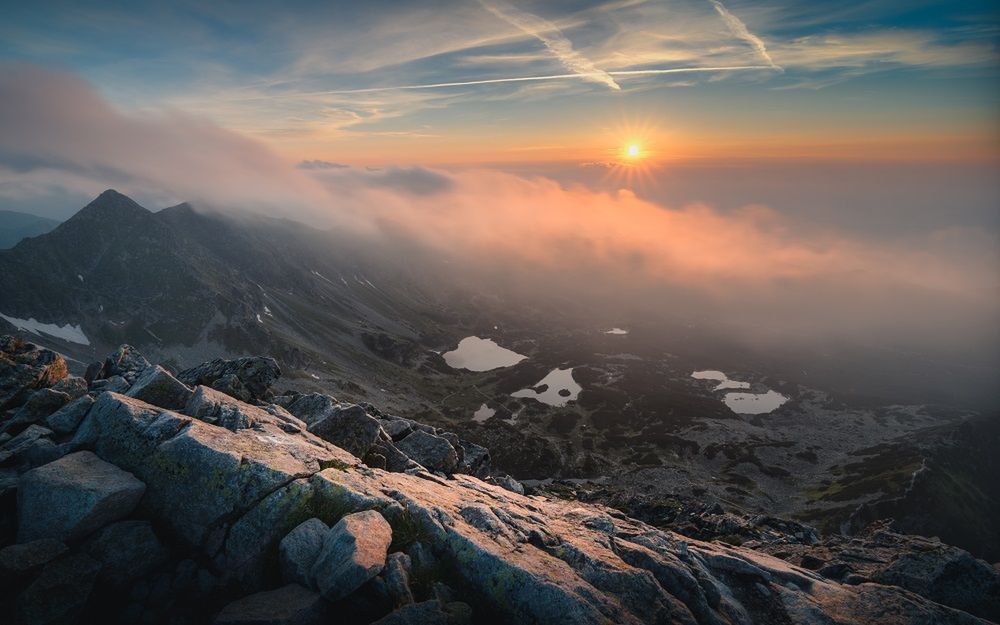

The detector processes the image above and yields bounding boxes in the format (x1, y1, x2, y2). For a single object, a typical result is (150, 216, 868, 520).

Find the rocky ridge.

(0, 336, 996, 624)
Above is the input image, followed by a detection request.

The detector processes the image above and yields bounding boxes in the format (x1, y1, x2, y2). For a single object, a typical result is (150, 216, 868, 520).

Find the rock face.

(177, 356, 280, 402)
(0, 337, 67, 410)
(307, 404, 382, 458)
(279, 518, 328, 588)
(17, 451, 146, 543)
(17, 552, 101, 625)
(0, 539, 68, 579)
(124, 365, 193, 410)
(97, 344, 151, 384)
(0, 339, 995, 625)
(214, 584, 328, 625)
(755, 521, 1000, 622)
(311, 511, 392, 602)
(84, 520, 168, 588)
(395, 430, 458, 474)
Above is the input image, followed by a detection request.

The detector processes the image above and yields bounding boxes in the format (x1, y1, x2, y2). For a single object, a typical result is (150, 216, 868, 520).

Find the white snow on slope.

(1, 313, 90, 345)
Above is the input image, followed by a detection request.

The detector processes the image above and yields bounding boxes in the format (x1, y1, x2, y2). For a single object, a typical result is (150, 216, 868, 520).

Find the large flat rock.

(17, 450, 145, 543)
(73, 392, 356, 548)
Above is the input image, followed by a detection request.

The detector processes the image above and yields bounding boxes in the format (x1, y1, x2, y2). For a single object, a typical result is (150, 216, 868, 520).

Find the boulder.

(90, 375, 129, 394)
(185, 385, 262, 431)
(84, 520, 168, 588)
(371, 600, 448, 625)
(17, 450, 146, 542)
(3, 388, 70, 433)
(0, 538, 68, 580)
(51, 375, 88, 400)
(218, 478, 316, 588)
(0, 336, 68, 410)
(456, 440, 491, 477)
(125, 364, 193, 410)
(211, 373, 253, 402)
(101, 344, 151, 384)
(280, 517, 328, 588)
(16, 435, 65, 470)
(2, 424, 53, 462)
(45, 395, 95, 435)
(486, 474, 524, 496)
(262, 403, 309, 433)
(396, 430, 458, 474)
(379, 417, 415, 441)
(281, 393, 338, 426)
(214, 584, 328, 625)
(872, 546, 1000, 621)
(371, 440, 422, 473)
(307, 404, 382, 458)
(384, 552, 415, 607)
(311, 510, 392, 602)
(17, 552, 101, 625)
(177, 357, 280, 402)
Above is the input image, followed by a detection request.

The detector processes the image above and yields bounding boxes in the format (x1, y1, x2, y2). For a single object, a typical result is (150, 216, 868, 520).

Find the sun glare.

(626, 143, 641, 158)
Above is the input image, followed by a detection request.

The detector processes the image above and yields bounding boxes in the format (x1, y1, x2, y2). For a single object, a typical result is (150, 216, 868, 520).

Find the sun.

(626, 143, 641, 159)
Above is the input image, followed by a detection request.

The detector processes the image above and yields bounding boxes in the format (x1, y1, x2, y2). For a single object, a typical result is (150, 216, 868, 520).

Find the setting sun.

(626, 143, 641, 158)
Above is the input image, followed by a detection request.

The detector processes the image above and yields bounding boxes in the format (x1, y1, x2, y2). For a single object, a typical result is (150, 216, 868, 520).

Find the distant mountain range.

(0, 190, 452, 399)
(0, 209, 60, 249)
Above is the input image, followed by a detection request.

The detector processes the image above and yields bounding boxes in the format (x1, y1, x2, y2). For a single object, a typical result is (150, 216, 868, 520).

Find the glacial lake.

(691, 370, 788, 415)
(512, 367, 581, 407)
(442, 336, 527, 372)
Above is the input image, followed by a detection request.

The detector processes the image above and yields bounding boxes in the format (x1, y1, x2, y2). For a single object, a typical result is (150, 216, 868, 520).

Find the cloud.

(707, 0, 781, 70)
(297, 159, 350, 170)
(311, 65, 772, 94)
(0, 63, 330, 214)
(476, 0, 621, 90)
(2, 63, 996, 372)
(358, 166, 454, 196)
(773, 30, 999, 71)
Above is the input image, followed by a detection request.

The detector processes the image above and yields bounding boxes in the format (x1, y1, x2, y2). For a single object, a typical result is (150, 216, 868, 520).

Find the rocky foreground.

(0, 336, 997, 625)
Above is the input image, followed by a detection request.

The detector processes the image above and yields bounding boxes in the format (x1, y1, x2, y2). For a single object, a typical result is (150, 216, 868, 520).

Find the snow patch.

(472, 404, 495, 422)
(692, 370, 751, 391)
(0, 313, 90, 345)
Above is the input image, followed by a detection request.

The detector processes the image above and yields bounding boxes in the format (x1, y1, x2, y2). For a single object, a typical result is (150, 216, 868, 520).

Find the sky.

(1, 1, 998, 402)
(1, 0, 997, 167)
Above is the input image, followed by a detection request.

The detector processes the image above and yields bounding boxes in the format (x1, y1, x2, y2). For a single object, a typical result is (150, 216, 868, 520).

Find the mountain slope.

(0, 210, 59, 249)
(1, 190, 995, 567)
(1, 339, 995, 624)
(0, 190, 449, 393)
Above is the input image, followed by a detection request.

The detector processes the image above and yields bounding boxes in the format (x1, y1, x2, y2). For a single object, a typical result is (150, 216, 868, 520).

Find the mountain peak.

(67, 189, 151, 225)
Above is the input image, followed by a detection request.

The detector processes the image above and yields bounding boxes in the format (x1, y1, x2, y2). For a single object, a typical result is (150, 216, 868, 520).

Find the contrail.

(477, 0, 621, 90)
(282, 65, 774, 96)
(707, 0, 782, 71)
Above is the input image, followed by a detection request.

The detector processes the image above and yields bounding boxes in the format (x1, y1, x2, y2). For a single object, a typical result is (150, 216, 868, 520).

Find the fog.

(2, 63, 997, 407)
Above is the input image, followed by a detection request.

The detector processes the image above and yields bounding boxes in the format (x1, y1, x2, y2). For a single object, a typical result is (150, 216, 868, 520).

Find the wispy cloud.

(707, 0, 782, 70)
(476, 0, 621, 90)
(259, 65, 774, 95)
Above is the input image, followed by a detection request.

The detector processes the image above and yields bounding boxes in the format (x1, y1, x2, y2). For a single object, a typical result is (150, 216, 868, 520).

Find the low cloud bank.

(2, 64, 997, 394)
